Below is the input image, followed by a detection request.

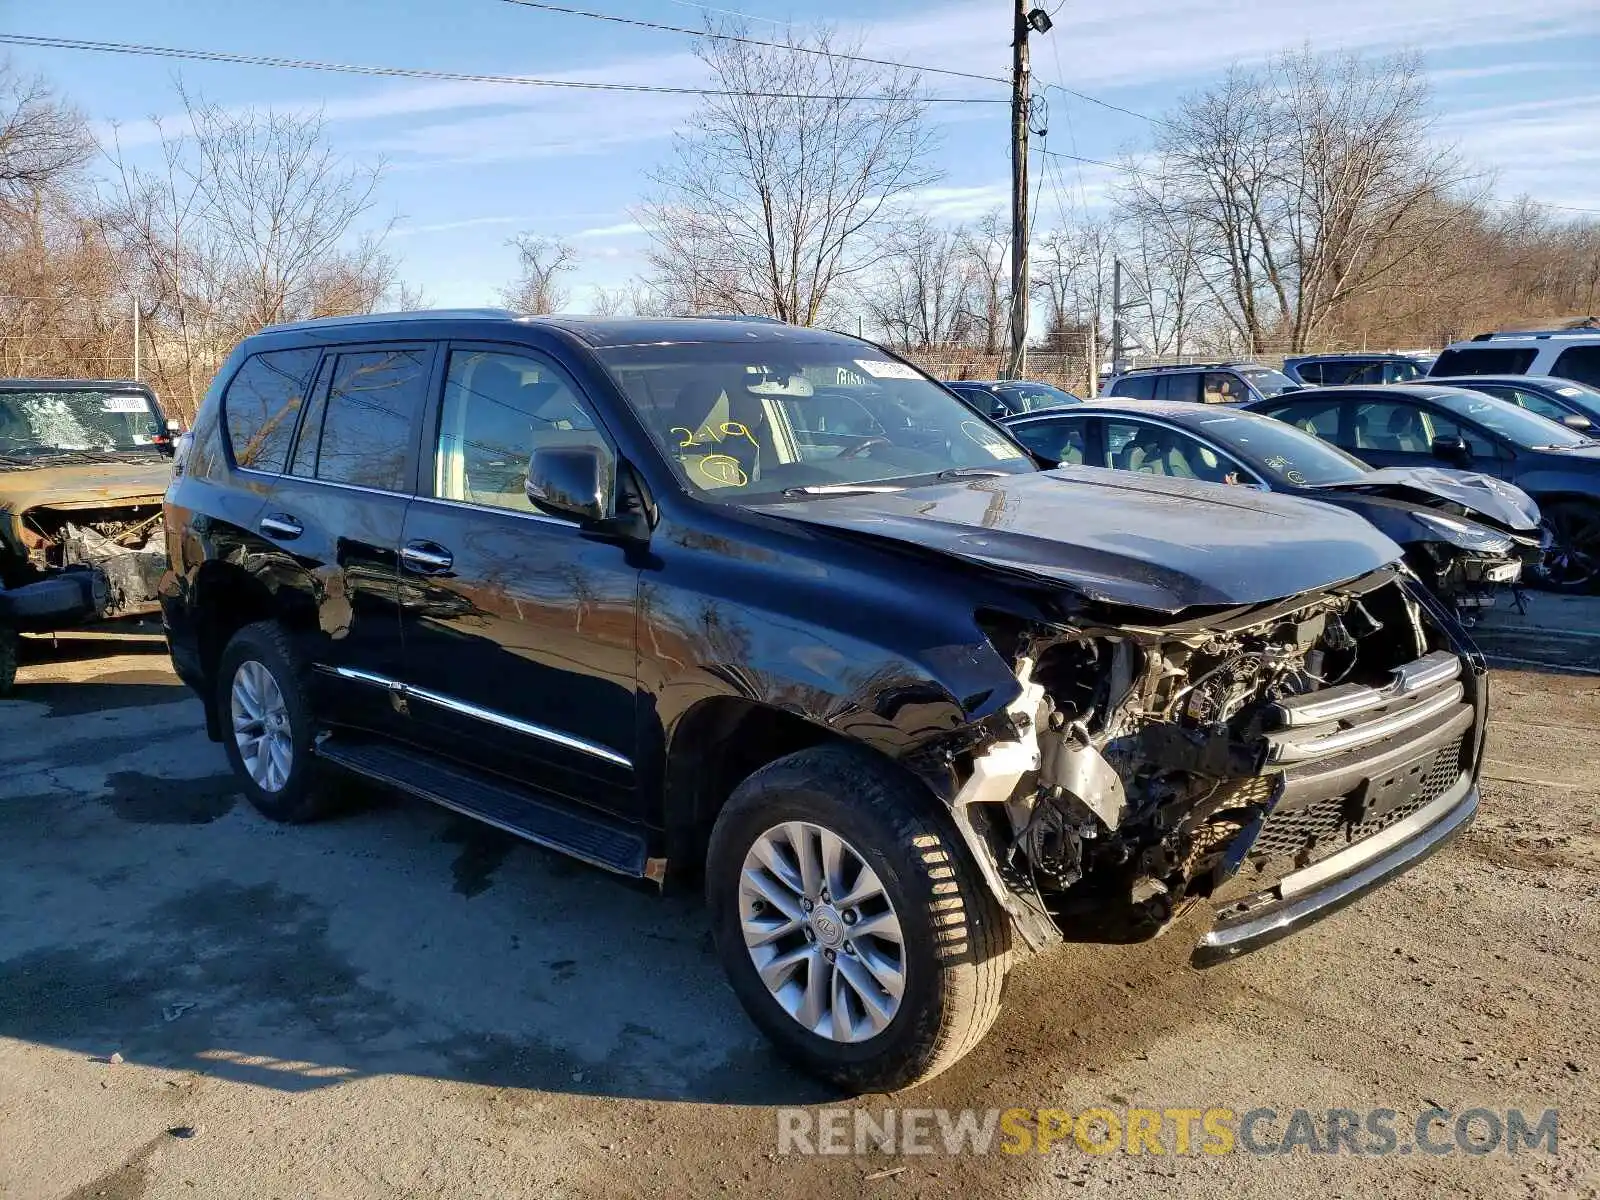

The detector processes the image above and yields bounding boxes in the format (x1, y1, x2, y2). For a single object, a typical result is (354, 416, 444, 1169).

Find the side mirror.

(1562, 413, 1593, 431)
(527, 443, 612, 523)
(991, 403, 1008, 420)
(1431, 434, 1470, 464)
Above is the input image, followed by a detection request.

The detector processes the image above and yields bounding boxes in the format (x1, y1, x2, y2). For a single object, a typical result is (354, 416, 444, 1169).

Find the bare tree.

(638, 22, 938, 325)
(959, 210, 1009, 355)
(498, 233, 577, 315)
(0, 63, 92, 221)
(102, 86, 391, 418)
(860, 214, 976, 349)
(1120, 49, 1483, 352)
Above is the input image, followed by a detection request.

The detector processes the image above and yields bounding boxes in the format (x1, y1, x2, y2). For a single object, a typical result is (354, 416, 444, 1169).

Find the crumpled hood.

(750, 466, 1402, 613)
(0, 460, 171, 512)
(1308, 466, 1540, 531)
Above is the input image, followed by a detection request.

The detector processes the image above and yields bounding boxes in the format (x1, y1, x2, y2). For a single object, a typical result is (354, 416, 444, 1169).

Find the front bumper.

(1192, 777, 1477, 966)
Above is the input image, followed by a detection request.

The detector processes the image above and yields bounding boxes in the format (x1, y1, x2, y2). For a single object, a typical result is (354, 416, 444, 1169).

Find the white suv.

(1428, 327, 1600, 388)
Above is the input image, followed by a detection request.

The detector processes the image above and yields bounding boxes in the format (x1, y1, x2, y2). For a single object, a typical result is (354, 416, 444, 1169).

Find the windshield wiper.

(781, 483, 906, 497)
(936, 467, 1009, 480)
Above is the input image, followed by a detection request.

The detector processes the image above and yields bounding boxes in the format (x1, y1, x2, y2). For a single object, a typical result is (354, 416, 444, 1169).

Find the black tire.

(1536, 500, 1600, 593)
(215, 620, 330, 823)
(0, 624, 16, 697)
(706, 743, 1010, 1093)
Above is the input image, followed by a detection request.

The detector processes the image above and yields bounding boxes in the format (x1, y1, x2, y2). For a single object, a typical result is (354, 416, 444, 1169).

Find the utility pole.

(131, 296, 140, 381)
(1110, 258, 1122, 376)
(1006, 0, 1045, 381)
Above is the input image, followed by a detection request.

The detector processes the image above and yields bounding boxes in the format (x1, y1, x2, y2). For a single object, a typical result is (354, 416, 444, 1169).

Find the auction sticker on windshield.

(101, 395, 150, 413)
(854, 358, 923, 380)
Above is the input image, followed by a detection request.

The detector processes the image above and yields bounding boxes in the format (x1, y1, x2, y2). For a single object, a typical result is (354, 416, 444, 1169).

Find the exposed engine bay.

(8, 503, 166, 619)
(952, 570, 1478, 951)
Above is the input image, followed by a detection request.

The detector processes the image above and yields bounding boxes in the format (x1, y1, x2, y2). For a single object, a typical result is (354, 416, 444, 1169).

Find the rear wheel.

(706, 744, 1010, 1093)
(1536, 500, 1600, 592)
(215, 621, 331, 823)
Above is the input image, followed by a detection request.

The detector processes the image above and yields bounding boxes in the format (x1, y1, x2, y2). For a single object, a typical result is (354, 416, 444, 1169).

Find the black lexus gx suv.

(162, 311, 1487, 1092)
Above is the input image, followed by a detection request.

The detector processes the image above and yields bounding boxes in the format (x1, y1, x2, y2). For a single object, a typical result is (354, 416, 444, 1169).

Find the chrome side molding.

(317, 664, 633, 769)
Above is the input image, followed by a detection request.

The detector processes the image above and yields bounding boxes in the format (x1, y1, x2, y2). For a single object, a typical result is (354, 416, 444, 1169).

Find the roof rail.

(1118, 360, 1253, 374)
(1470, 321, 1600, 342)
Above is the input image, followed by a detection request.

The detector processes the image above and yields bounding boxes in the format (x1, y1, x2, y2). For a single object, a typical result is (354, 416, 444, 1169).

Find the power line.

(498, 0, 1011, 87)
(1037, 80, 1162, 127)
(0, 32, 1006, 104)
(1036, 146, 1125, 173)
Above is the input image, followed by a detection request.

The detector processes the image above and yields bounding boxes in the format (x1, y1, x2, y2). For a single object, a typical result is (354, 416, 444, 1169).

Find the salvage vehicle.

(162, 312, 1486, 1091)
(1004, 399, 1540, 621)
(1246, 383, 1600, 592)
(0, 379, 174, 693)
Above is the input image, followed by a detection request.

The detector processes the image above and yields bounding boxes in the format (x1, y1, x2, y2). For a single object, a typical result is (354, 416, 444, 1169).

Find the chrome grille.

(1250, 736, 1465, 868)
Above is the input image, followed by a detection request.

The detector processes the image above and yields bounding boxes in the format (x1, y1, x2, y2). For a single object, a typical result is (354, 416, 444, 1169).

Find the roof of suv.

(251, 309, 855, 349)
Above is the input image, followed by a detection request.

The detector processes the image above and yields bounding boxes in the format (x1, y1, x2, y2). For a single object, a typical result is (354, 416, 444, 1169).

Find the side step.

(315, 736, 649, 878)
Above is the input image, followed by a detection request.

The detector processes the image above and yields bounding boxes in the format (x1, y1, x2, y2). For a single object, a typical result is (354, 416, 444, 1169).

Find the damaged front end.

(0, 502, 167, 628)
(942, 568, 1482, 964)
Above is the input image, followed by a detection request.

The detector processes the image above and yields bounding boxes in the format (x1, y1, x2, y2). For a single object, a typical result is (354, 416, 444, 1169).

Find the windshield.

(999, 383, 1081, 413)
(1238, 367, 1299, 398)
(1549, 382, 1600, 424)
(1190, 410, 1370, 486)
(0, 389, 163, 460)
(595, 341, 1036, 498)
(1431, 388, 1592, 449)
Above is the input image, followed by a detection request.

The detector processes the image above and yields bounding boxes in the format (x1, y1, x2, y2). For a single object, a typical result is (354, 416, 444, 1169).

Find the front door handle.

(259, 514, 303, 540)
(401, 541, 454, 573)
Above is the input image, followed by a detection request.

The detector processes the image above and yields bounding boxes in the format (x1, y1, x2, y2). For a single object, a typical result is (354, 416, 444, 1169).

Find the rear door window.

(1261, 398, 1343, 442)
(1104, 419, 1246, 482)
(1294, 362, 1323, 385)
(1156, 373, 1200, 403)
(1429, 347, 1537, 376)
(296, 348, 432, 492)
(1010, 416, 1091, 465)
(1551, 346, 1600, 389)
(1110, 375, 1156, 401)
(223, 348, 321, 473)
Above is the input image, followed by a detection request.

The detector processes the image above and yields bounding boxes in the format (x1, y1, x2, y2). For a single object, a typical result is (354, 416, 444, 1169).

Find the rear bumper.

(1192, 778, 1477, 966)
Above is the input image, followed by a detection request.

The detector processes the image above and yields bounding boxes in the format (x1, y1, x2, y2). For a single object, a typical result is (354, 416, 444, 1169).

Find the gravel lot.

(0, 600, 1596, 1199)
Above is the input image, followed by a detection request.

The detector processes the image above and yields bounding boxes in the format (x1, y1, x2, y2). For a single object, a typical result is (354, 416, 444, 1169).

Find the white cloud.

(389, 215, 528, 238)
(572, 221, 646, 239)
(902, 183, 1009, 221)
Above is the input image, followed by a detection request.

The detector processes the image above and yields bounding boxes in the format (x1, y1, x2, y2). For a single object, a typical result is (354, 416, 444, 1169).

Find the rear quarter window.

(1551, 345, 1600, 389)
(1109, 375, 1156, 401)
(223, 348, 322, 472)
(1429, 347, 1537, 376)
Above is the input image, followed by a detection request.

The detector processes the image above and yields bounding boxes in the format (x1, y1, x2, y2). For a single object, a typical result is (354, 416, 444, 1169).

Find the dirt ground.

(0, 598, 1597, 1199)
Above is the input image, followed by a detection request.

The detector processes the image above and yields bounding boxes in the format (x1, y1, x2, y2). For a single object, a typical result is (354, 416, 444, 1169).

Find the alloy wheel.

(1540, 511, 1600, 590)
(230, 659, 293, 792)
(738, 820, 906, 1042)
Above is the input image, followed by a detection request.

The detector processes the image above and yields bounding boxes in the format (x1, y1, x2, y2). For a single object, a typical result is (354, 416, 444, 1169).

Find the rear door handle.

(259, 514, 303, 540)
(400, 541, 453, 573)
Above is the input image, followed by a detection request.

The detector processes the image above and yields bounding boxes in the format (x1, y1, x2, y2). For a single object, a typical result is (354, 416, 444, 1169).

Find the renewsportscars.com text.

(776, 1106, 1559, 1157)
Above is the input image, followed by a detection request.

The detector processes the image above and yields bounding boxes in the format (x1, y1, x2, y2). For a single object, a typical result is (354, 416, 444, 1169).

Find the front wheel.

(706, 744, 1010, 1093)
(1535, 500, 1600, 593)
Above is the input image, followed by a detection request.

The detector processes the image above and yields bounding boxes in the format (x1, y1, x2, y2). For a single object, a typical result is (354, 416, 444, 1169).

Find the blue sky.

(6, 0, 1599, 308)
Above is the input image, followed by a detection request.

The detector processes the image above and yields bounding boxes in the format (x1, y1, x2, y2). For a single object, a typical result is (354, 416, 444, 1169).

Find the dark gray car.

(1246, 383, 1600, 591)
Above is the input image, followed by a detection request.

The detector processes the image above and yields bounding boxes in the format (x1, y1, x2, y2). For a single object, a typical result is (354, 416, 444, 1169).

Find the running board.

(314, 736, 649, 878)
